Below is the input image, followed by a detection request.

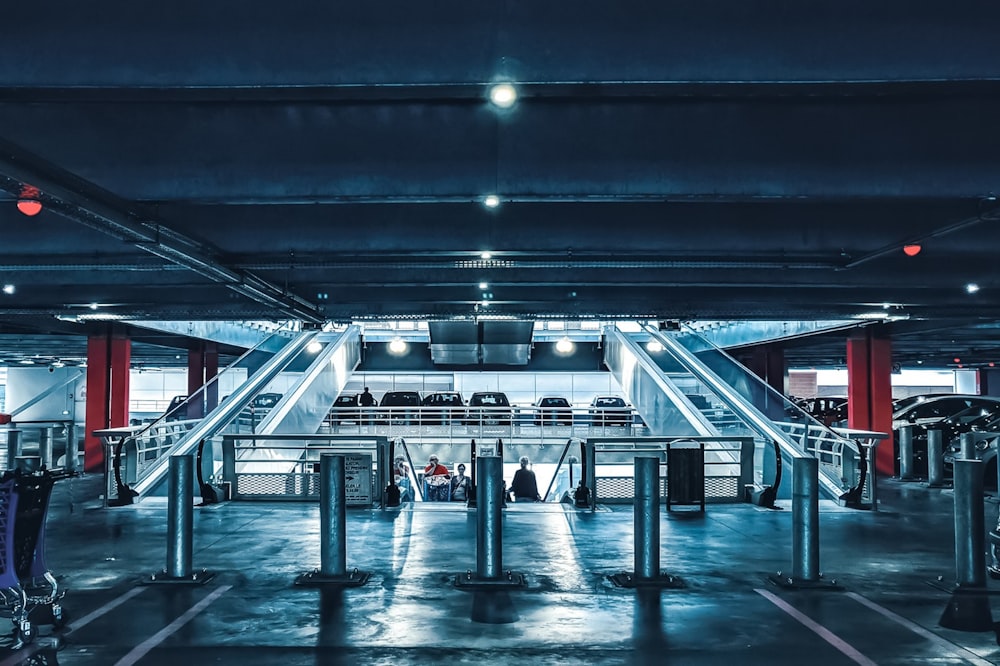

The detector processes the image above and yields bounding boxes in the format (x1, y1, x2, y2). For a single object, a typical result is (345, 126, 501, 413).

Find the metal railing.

(221, 434, 390, 505)
(1, 420, 78, 471)
(581, 436, 756, 505)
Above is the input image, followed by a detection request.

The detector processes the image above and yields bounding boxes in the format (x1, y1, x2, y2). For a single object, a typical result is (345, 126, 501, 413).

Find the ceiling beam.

(0, 136, 325, 324)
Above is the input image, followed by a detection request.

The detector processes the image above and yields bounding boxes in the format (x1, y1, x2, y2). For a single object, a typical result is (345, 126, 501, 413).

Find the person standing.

(450, 463, 472, 502)
(510, 456, 541, 502)
(359, 386, 376, 425)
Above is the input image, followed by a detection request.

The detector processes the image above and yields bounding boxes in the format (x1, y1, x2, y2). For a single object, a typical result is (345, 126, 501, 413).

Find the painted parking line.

(0, 586, 149, 666)
(846, 591, 995, 666)
(754, 588, 878, 666)
(113, 584, 231, 666)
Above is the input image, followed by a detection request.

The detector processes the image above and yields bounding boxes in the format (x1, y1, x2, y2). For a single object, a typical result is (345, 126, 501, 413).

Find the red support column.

(83, 329, 131, 473)
(847, 328, 894, 475)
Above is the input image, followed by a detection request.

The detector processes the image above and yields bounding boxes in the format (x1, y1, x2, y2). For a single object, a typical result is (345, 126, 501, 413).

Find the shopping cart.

(0, 470, 64, 649)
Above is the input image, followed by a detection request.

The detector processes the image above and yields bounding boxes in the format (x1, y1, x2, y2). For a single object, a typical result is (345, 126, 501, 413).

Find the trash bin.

(667, 441, 705, 511)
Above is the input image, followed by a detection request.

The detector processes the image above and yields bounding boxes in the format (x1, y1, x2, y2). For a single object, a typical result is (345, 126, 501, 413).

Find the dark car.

(941, 405, 1000, 488)
(163, 395, 189, 421)
(466, 392, 512, 425)
(421, 391, 465, 425)
(379, 390, 422, 424)
(534, 396, 573, 425)
(589, 396, 631, 426)
(894, 396, 1000, 476)
(330, 393, 361, 424)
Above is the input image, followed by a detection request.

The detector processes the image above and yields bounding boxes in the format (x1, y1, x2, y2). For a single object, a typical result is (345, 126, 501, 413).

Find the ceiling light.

(307, 341, 322, 353)
(903, 244, 922, 257)
(646, 340, 664, 353)
(19, 359, 34, 364)
(555, 337, 575, 354)
(481, 300, 490, 307)
(966, 283, 980, 294)
(2, 284, 14, 295)
(89, 302, 99, 310)
(52, 361, 65, 368)
(483, 194, 500, 209)
(488, 83, 518, 109)
(388, 338, 408, 354)
(479, 282, 488, 290)
(480, 251, 492, 260)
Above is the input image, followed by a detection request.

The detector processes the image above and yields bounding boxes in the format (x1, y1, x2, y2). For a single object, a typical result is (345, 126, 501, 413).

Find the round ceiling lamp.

(489, 83, 518, 109)
(388, 338, 408, 355)
(555, 337, 575, 354)
(902, 244, 922, 257)
(17, 199, 42, 216)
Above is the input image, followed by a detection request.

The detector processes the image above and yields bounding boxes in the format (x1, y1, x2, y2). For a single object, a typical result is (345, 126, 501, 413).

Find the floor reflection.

(315, 588, 346, 666)
(470, 590, 519, 624)
(632, 589, 668, 666)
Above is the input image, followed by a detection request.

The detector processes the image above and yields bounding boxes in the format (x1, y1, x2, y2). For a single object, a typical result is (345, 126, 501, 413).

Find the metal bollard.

(635, 457, 660, 580)
(960, 432, 976, 461)
(6, 429, 21, 471)
(39, 427, 53, 469)
(952, 459, 986, 587)
(477, 456, 503, 579)
(166, 455, 194, 579)
(320, 454, 347, 577)
(65, 423, 78, 472)
(899, 426, 914, 479)
(927, 428, 944, 487)
(792, 456, 820, 582)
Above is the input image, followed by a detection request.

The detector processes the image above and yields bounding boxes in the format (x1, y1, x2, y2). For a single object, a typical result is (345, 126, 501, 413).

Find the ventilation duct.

(428, 320, 533, 365)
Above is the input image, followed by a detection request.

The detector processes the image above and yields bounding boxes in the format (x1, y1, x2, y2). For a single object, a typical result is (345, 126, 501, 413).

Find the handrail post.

(39, 427, 54, 469)
(6, 429, 21, 470)
(739, 437, 755, 501)
(65, 423, 78, 472)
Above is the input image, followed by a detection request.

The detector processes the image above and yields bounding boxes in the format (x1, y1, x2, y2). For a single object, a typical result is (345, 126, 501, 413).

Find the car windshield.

(472, 394, 508, 406)
(596, 397, 625, 407)
(541, 398, 568, 407)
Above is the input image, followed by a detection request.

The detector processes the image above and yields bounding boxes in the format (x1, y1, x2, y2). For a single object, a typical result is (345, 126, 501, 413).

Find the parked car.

(330, 393, 361, 424)
(466, 392, 512, 425)
(892, 395, 1000, 431)
(795, 397, 848, 427)
(163, 395, 188, 421)
(533, 396, 573, 425)
(900, 402, 1000, 477)
(379, 390, 422, 424)
(589, 396, 632, 426)
(940, 404, 1000, 488)
(421, 391, 465, 425)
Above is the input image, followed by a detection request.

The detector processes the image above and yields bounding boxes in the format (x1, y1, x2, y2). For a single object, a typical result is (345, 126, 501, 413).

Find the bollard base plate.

(295, 568, 371, 588)
(767, 572, 843, 591)
(454, 570, 527, 590)
(937, 585, 995, 632)
(144, 569, 216, 585)
(608, 572, 685, 589)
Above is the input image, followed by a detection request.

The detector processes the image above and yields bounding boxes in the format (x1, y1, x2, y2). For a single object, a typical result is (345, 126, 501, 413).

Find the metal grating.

(234, 472, 376, 504)
(595, 473, 741, 504)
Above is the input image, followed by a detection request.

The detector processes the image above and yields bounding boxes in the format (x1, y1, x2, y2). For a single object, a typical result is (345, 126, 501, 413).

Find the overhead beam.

(0, 137, 324, 324)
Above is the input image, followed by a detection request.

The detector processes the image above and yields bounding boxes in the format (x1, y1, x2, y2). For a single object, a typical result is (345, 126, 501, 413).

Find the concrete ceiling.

(2, 1, 1000, 369)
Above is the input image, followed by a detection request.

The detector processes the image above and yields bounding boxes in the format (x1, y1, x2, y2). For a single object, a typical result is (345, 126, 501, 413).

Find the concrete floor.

(3, 475, 1000, 665)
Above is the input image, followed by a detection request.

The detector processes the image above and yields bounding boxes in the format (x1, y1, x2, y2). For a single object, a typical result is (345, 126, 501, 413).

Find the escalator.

(635, 323, 861, 502)
(120, 328, 335, 502)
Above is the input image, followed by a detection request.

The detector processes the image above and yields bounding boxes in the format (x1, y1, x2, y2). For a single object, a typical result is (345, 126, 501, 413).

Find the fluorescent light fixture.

(19, 359, 34, 364)
(555, 337, 575, 354)
(483, 194, 500, 209)
(307, 341, 322, 353)
(966, 283, 980, 294)
(388, 338, 408, 355)
(480, 251, 492, 260)
(479, 282, 489, 290)
(646, 340, 664, 352)
(489, 83, 518, 109)
(481, 300, 490, 307)
(855, 312, 890, 319)
(52, 361, 65, 368)
(2, 284, 13, 295)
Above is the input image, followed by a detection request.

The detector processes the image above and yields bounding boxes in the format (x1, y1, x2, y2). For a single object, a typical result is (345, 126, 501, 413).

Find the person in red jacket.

(423, 455, 451, 501)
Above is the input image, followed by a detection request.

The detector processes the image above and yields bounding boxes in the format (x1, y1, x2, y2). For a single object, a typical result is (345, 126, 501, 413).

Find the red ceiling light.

(902, 244, 922, 257)
(16, 184, 42, 217)
(990, 362, 996, 368)
(954, 357, 961, 363)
